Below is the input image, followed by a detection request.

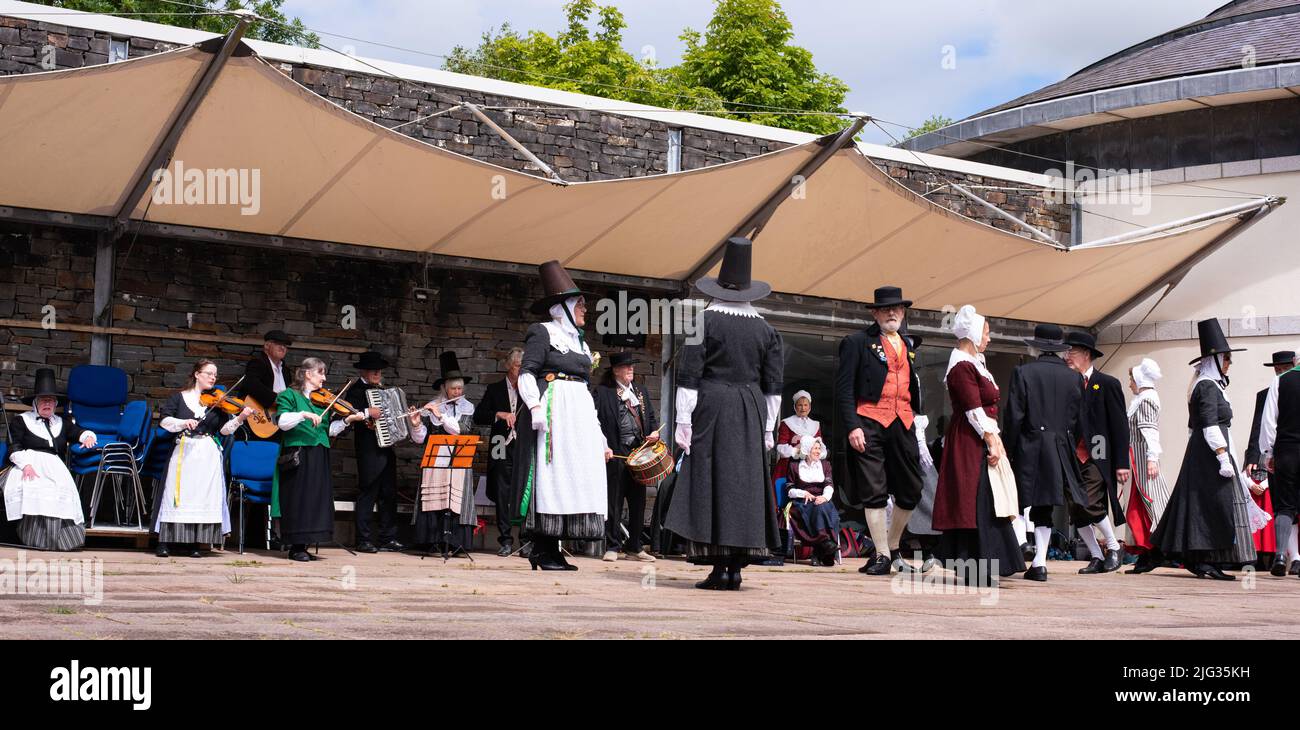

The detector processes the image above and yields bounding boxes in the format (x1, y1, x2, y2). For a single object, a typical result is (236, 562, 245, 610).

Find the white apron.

(533, 379, 607, 516)
(2, 451, 85, 524)
(154, 434, 227, 526)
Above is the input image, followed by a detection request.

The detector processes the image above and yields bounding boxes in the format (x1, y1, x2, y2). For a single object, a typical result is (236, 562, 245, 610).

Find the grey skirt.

(18, 515, 85, 551)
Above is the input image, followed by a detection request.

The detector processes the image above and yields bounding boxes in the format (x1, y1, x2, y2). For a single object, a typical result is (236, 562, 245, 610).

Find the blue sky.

(280, 0, 1227, 143)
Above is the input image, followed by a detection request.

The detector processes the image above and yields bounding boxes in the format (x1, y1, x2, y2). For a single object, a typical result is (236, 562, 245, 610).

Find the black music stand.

(416, 434, 480, 562)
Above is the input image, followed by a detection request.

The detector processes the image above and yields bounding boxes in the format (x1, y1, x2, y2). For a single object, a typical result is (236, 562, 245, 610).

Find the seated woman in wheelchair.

(786, 438, 840, 567)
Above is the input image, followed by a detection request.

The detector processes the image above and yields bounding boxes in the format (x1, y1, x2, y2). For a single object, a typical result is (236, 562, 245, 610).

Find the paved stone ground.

(1, 546, 1296, 639)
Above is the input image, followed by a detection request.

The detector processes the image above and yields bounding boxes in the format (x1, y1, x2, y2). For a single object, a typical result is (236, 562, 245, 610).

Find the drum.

(626, 440, 673, 487)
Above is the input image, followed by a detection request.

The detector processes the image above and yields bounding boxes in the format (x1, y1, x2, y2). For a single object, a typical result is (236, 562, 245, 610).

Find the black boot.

(155, 542, 170, 558)
(726, 558, 744, 591)
(528, 538, 566, 571)
(695, 564, 729, 590)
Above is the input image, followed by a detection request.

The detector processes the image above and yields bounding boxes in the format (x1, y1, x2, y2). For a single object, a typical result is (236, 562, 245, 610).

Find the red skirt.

(1252, 487, 1276, 554)
(1125, 483, 1154, 554)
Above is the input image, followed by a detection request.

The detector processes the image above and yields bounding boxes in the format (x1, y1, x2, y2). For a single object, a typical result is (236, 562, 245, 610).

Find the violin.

(200, 385, 277, 436)
(309, 383, 364, 419)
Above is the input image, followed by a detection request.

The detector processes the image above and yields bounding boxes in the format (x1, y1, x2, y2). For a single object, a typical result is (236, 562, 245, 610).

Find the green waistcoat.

(275, 388, 332, 449)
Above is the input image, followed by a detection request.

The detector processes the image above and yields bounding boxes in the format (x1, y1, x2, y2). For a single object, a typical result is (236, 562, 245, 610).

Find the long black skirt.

(936, 466, 1025, 579)
(413, 510, 473, 549)
(278, 445, 335, 545)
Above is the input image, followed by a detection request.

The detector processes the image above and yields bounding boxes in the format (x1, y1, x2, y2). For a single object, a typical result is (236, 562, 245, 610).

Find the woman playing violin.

(275, 357, 367, 562)
(153, 359, 255, 558)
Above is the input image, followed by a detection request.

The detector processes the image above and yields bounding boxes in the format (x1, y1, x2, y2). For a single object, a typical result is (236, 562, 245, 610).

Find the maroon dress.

(933, 359, 1025, 579)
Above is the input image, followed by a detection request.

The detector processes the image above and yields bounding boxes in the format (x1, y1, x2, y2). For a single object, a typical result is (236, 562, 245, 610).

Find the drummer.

(595, 352, 659, 562)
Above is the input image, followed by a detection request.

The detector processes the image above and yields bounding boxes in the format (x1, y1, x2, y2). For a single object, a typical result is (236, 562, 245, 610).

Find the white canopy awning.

(0, 40, 1281, 327)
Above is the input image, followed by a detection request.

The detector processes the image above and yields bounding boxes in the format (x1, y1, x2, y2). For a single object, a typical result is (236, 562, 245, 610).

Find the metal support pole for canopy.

(950, 183, 1060, 247)
(87, 15, 252, 365)
(1068, 196, 1280, 251)
(1092, 196, 1284, 331)
(462, 103, 567, 185)
(684, 116, 868, 285)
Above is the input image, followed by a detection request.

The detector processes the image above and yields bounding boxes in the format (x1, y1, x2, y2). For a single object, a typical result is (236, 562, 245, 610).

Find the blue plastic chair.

(72, 398, 149, 476)
(66, 365, 130, 469)
(83, 399, 152, 530)
(228, 440, 279, 554)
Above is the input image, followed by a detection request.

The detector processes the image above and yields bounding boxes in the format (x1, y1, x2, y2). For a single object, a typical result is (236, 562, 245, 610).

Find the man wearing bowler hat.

(835, 285, 924, 576)
(594, 351, 660, 562)
(1258, 350, 1300, 578)
(1064, 330, 1129, 574)
(1004, 324, 1088, 581)
(239, 328, 294, 549)
(345, 350, 417, 553)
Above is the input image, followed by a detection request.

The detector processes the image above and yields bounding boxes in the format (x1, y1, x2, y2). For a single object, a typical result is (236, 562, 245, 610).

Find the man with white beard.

(835, 286, 925, 576)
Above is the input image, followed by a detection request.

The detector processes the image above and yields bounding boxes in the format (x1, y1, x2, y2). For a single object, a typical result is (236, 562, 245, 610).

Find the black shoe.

(518, 543, 532, 559)
(1191, 563, 1235, 581)
(554, 552, 578, 571)
(289, 550, 311, 562)
(269, 536, 283, 551)
(155, 543, 170, 558)
(695, 567, 729, 590)
(1020, 542, 1035, 563)
(1102, 548, 1123, 573)
(1126, 553, 1158, 574)
(861, 553, 892, 576)
(1078, 558, 1104, 574)
(497, 542, 513, 557)
(726, 567, 742, 591)
(378, 540, 406, 552)
(355, 542, 379, 554)
(1023, 565, 1047, 581)
(1270, 554, 1288, 577)
(188, 544, 202, 558)
(1290, 559, 1300, 576)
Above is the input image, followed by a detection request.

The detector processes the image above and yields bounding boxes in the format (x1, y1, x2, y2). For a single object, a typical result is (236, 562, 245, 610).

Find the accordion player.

(348, 351, 418, 553)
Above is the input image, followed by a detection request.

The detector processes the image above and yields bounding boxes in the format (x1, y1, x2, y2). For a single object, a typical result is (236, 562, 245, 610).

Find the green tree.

(444, 0, 848, 135)
(675, 0, 848, 134)
(28, 0, 318, 47)
(444, 0, 724, 111)
(904, 114, 955, 140)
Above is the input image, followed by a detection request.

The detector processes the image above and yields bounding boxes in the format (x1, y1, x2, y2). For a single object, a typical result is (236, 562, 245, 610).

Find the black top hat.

(433, 351, 473, 390)
(24, 368, 62, 405)
(1189, 318, 1246, 365)
(353, 351, 390, 371)
(263, 329, 293, 346)
(1023, 323, 1069, 352)
(695, 237, 771, 303)
(865, 286, 912, 309)
(531, 260, 589, 316)
(1265, 351, 1297, 368)
(1064, 330, 1105, 360)
(607, 352, 641, 369)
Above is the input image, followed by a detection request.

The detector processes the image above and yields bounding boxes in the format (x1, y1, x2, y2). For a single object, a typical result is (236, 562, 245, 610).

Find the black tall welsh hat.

(1189, 318, 1246, 365)
(433, 351, 473, 390)
(694, 237, 771, 302)
(531, 260, 590, 316)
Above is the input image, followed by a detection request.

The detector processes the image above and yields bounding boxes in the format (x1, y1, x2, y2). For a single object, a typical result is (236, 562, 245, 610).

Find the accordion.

(366, 387, 411, 448)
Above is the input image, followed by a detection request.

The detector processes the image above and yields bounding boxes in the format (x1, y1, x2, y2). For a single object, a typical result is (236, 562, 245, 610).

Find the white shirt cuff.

(160, 416, 188, 433)
(519, 373, 541, 411)
(765, 394, 781, 433)
(966, 409, 999, 438)
(1203, 425, 1227, 452)
(279, 412, 307, 431)
(675, 388, 698, 425)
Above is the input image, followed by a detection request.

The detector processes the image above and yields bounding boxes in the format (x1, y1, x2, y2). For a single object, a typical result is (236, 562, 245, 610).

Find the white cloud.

(280, 0, 1226, 142)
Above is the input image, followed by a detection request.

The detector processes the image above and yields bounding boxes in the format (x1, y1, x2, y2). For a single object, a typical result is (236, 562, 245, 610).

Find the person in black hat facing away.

(1258, 349, 1300, 578)
(509, 261, 613, 571)
(834, 285, 924, 576)
(1003, 324, 1087, 581)
(475, 347, 528, 556)
(2, 368, 97, 550)
(1062, 330, 1128, 574)
(344, 350, 418, 553)
(1136, 319, 1264, 579)
(666, 237, 784, 590)
(412, 351, 479, 553)
(594, 351, 660, 562)
(239, 328, 294, 549)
